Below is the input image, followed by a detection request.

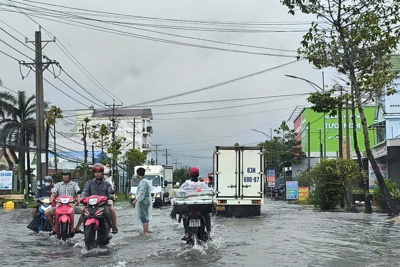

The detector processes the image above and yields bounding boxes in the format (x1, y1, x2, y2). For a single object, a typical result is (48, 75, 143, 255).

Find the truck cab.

(130, 165, 173, 206)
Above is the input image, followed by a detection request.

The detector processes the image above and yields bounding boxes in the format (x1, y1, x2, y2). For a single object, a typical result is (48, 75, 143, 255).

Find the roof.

(92, 108, 153, 119)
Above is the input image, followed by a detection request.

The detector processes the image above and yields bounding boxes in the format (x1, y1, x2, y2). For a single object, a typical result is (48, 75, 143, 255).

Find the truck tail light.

(252, 200, 261, 204)
(218, 200, 227, 204)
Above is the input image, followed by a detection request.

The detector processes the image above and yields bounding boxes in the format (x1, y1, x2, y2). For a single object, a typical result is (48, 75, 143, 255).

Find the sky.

(0, 0, 336, 177)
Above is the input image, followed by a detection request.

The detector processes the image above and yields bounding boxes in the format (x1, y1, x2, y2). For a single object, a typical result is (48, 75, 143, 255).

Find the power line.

(41, 27, 122, 103)
(0, 48, 19, 61)
(43, 76, 91, 107)
(125, 60, 299, 108)
(133, 92, 310, 108)
(1, 3, 299, 57)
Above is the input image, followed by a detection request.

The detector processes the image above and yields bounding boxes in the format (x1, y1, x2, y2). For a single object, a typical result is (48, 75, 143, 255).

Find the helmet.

(189, 167, 199, 176)
(44, 176, 53, 182)
(92, 163, 104, 173)
(175, 182, 180, 187)
(61, 169, 71, 176)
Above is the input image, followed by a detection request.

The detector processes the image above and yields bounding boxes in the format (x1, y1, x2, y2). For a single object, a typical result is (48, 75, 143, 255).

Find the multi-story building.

(291, 106, 377, 179)
(371, 54, 400, 186)
(76, 108, 153, 163)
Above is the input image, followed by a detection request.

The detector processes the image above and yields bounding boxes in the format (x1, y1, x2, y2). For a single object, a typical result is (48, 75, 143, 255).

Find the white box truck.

(213, 146, 264, 217)
(130, 165, 173, 206)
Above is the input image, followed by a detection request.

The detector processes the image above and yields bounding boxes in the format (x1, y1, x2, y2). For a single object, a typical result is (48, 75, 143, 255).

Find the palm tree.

(0, 91, 15, 123)
(0, 91, 36, 191)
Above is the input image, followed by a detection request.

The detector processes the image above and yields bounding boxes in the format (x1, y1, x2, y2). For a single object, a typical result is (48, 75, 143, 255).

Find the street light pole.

(285, 73, 326, 158)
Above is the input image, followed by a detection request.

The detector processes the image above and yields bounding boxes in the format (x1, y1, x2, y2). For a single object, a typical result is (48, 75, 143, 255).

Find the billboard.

(286, 181, 299, 200)
(0, 171, 13, 190)
(267, 169, 276, 187)
(299, 107, 376, 155)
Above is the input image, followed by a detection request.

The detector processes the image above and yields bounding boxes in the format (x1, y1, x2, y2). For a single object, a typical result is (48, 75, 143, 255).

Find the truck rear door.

(240, 148, 264, 199)
(215, 147, 238, 198)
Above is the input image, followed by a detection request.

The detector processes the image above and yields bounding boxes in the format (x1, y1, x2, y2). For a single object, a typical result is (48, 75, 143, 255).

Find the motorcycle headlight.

(156, 193, 161, 198)
(88, 198, 98, 205)
(130, 194, 136, 200)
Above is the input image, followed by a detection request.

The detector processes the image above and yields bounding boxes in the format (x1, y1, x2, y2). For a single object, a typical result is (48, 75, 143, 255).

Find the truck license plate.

(189, 219, 201, 227)
(217, 206, 225, 211)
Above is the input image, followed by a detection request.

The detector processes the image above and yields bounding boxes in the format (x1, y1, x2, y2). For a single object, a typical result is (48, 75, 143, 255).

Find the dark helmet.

(44, 176, 53, 182)
(92, 163, 104, 173)
(61, 169, 71, 176)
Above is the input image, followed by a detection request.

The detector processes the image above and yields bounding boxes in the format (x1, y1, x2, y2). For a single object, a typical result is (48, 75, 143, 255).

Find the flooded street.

(1, 199, 400, 267)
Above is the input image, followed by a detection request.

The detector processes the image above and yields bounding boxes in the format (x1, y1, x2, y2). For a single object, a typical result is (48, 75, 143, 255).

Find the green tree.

(107, 136, 126, 193)
(173, 168, 190, 185)
(45, 106, 63, 176)
(307, 159, 360, 211)
(281, 0, 400, 215)
(258, 121, 305, 178)
(91, 123, 111, 163)
(123, 148, 147, 180)
(0, 91, 36, 191)
(0, 91, 14, 123)
(78, 117, 90, 182)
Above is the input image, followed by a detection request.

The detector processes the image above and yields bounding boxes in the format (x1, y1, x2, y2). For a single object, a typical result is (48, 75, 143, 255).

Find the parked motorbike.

(27, 197, 53, 232)
(53, 196, 76, 241)
(81, 195, 112, 250)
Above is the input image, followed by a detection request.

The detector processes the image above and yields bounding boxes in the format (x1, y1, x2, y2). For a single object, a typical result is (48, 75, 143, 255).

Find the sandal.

(112, 227, 118, 234)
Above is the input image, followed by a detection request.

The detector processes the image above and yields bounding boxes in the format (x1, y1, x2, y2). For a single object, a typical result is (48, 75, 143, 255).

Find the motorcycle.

(53, 196, 76, 241)
(27, 197, 53, 232)
(172, 188, 214, 245)
(81, 195, 112, 250)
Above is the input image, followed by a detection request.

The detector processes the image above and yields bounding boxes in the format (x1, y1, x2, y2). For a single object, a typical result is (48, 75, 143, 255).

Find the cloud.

(0, 0, 335, 175)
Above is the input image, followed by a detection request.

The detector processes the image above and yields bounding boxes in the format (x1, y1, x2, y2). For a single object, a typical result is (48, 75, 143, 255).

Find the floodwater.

(1, 199, 400, 267)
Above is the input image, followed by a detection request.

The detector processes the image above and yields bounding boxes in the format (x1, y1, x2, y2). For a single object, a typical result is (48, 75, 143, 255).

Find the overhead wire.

(125, 60, 299, 108)
(1, 2, 300, 57)
(41, 27, 122, 103)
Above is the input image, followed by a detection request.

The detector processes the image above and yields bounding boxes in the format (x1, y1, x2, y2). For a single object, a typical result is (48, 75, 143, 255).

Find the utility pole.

(54, 124, 57, 176)
(153, 144, 161, 165)
(307, 122, 311, 170)
(322, 71, 326, 158)
(24, 29, 57, 186)
(173, 159, 179, 169)
(345, 95, 351, 160)
(105, 101, 123, 192)
(338, 86, 343, 158)
(165, 148, 169, 165)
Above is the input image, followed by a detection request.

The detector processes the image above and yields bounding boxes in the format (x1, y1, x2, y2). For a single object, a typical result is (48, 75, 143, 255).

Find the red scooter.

(81, 195, 112, 250)
(54, 196, 76, 241)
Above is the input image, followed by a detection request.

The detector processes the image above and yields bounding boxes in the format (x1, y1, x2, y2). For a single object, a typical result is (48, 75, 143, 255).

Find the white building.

(76, 108, 153, 163)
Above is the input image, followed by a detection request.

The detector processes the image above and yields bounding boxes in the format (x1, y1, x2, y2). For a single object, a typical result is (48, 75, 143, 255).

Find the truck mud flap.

(216, 205, 260, 217)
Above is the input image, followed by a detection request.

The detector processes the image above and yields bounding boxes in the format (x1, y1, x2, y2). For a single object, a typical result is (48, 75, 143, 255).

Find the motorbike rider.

(32, 176, 54, 219)
(74, 163, 118, 234)
(44, 169, 81, 231)
(180, 167, 211, 239)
